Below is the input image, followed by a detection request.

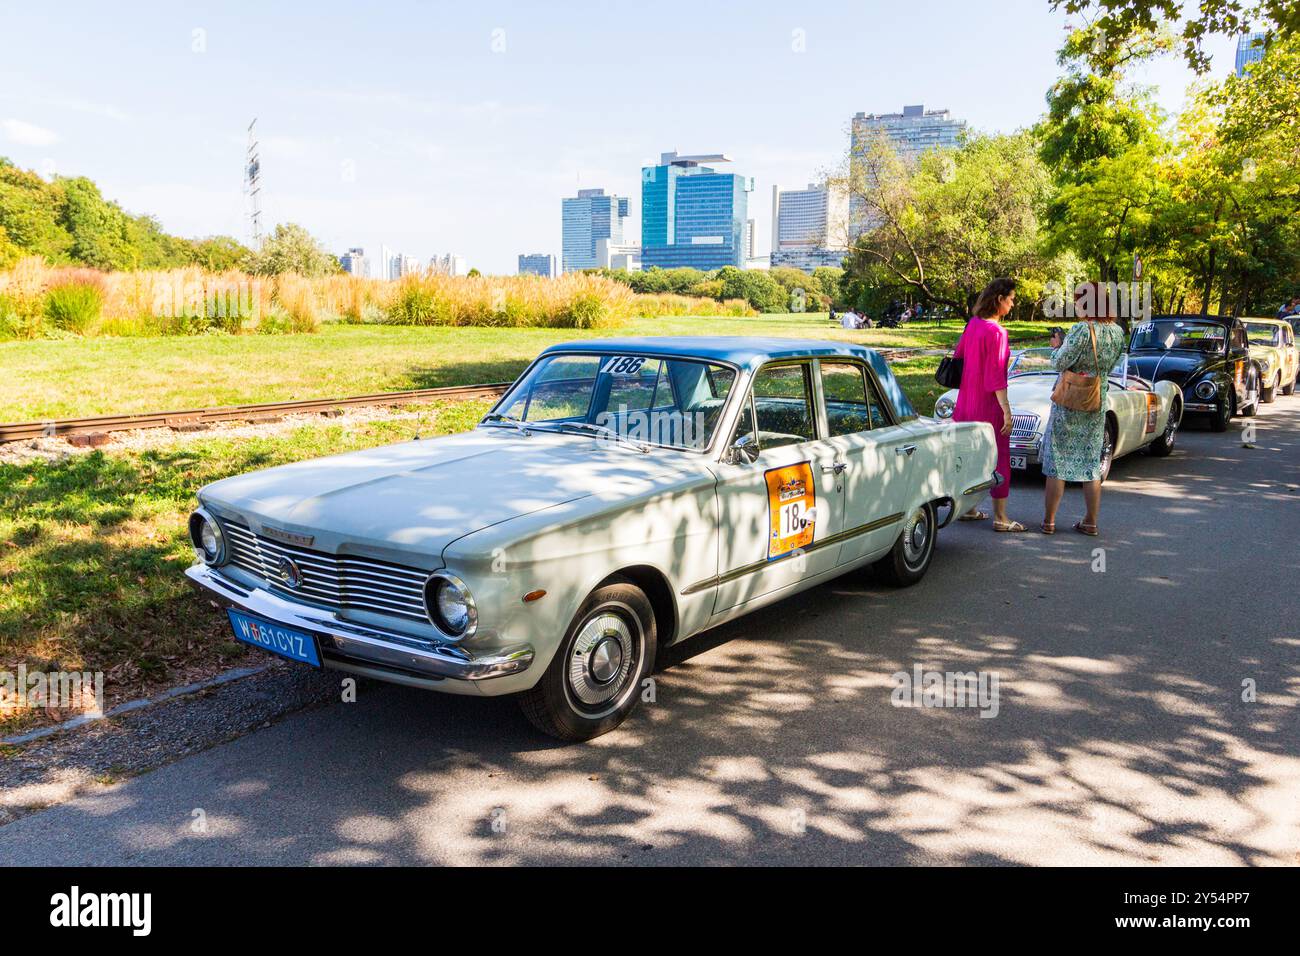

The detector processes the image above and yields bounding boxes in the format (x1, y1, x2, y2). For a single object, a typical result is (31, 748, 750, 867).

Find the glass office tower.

(562, 188, 629, 273)
(641, 152, 749, 271)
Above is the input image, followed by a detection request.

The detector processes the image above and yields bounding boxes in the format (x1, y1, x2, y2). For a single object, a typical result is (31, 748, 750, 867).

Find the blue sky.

(0, 0, 1237, 274)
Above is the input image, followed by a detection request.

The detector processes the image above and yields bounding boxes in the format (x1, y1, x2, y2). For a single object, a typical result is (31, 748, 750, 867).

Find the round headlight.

(424, 572, 477, 639)
(1194, 380, 1217, 400)
(934, 396, 955, 419)
(188, 508, 226, 566)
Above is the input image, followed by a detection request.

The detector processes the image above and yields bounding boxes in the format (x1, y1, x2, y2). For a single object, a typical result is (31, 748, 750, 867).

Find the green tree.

(1050, 0, 1300, 73)
(188, 235, 253, 272)
(246, 223, 341, 277)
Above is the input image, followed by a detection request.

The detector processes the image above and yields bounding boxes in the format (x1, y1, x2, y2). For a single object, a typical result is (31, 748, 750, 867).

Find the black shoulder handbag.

(934, 319, 970, 389)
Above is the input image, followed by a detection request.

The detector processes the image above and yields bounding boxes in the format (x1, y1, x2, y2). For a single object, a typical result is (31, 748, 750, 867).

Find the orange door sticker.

(765, 462, 816, 560)
(1144, 392, 1159, 433)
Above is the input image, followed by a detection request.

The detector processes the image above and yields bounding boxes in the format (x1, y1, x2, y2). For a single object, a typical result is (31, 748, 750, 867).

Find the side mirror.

(726, 434, 760, 465)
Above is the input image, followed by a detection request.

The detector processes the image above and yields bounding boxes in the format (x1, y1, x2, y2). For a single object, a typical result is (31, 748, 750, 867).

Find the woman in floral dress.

(1040, 283, 1127, 536)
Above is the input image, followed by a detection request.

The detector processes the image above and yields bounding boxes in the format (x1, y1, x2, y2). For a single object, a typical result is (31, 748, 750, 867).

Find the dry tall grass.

(0, 259, 753, 338)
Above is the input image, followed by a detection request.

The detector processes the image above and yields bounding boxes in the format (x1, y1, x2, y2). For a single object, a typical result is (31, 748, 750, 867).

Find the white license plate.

(1010, 455, 1028, 470)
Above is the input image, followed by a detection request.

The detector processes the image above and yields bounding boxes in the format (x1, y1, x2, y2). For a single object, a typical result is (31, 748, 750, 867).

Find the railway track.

(0, 382, 512, 444)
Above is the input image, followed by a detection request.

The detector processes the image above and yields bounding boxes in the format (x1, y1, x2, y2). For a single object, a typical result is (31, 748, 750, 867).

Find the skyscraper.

(851, 105, 966, 163)
(340, 247, 370, 278)
(1235, 32, 1267, 75)
(770, 183, 849, 272)
(429, 254, 469, 277)
(388, 254, 421, 280)
(518, 253, 556, 278)
(850, 104, 966, 234)
(562, 188, 629, 273)
(640, 151, 750, 271)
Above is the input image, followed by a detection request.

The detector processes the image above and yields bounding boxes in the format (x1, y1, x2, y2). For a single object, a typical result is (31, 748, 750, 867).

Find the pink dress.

(953, 317, 1011, 499)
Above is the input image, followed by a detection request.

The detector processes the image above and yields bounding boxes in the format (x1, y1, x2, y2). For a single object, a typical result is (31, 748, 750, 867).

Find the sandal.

(1073, 521, 1098, 537)
(993, 520, 1027, 533)
(958, 510, 989, 522)
(1040, 521, 1056, 535)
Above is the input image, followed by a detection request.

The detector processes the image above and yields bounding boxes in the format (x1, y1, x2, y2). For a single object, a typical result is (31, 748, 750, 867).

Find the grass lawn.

(0, 314, 1050, 422)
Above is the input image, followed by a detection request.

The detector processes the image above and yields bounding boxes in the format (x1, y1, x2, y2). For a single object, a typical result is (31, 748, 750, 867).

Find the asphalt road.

(4, 400, 1298, 866)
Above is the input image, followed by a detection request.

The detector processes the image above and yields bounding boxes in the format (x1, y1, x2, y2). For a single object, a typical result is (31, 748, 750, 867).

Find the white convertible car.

(933, 348, 1182, 481)
(187, 338, 998, 740)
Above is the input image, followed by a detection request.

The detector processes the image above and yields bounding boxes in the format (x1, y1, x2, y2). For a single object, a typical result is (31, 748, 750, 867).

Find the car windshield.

(1010, 347, 1126, 377)
(488, 352, 737, 451)
(1130, 319, 1227, 353)
(1243, 323, 1282, 347)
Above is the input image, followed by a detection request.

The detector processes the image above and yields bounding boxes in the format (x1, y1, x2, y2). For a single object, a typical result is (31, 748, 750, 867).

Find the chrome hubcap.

(902, 508, 930, 566)
(567, 611, 636, 708)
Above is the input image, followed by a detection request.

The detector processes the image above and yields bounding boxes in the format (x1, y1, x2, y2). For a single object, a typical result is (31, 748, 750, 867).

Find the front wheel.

(1148, 401, 1179, 457)
(1239, 368, 1259, 417)
(1098, 419, 1118, 483)
(1209, 389, 1233, 432)
(1261, 374, 1277, 404)
(1283, 374, 1296, 396)
(518, 580, 656, 742)
(874, 503, 936, 587)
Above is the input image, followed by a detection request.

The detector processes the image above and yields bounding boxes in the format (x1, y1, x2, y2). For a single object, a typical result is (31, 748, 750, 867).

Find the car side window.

(820, 362, 887, 436)
(751, 364, 816, 449)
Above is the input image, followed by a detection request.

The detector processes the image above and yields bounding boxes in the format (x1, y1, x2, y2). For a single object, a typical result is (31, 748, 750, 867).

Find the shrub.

(44, 280, 104, 333)
(272, 275, 321, 333)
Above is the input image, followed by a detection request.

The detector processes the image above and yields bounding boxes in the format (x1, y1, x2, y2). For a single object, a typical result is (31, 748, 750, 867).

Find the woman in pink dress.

(953, 278, 1026, 532)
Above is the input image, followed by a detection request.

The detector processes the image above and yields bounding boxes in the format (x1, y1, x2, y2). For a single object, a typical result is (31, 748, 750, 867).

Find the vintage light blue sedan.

(186, 338, 999, 740)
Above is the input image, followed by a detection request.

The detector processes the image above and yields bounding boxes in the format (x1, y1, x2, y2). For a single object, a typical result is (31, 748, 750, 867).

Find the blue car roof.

(540, 336, 880, 371)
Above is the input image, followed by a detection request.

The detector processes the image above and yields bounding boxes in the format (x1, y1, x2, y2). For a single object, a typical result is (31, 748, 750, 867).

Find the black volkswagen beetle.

(1127, 315, 1260, 431)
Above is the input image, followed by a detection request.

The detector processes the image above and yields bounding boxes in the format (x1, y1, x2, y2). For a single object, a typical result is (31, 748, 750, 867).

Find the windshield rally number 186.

(600, 356, 646, 376)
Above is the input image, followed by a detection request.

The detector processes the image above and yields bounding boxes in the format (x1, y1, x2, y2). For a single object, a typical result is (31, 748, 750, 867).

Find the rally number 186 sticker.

(765, 462, 816, 560)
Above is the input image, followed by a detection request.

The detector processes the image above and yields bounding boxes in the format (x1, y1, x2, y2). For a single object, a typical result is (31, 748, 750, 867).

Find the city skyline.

(0, 0, 1239, 274)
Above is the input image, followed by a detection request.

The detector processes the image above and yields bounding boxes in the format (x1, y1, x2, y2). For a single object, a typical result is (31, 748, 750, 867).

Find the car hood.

(1126, 351, 1212, 387)
(199, 427, 706, 563)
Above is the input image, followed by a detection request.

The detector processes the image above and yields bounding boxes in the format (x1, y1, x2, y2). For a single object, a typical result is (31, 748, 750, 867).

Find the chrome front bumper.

(186, 564, 534, 683)
(1183, 401, 1217, 413)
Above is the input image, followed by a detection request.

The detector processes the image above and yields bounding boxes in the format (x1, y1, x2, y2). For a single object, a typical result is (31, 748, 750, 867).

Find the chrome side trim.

(680, 512, 905, 595)
(186, 565, 533, 682)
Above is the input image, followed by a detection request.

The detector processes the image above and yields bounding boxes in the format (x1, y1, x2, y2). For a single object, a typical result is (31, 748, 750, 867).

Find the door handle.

(896, 444, 918, 457)
(821, 461, 848, 475)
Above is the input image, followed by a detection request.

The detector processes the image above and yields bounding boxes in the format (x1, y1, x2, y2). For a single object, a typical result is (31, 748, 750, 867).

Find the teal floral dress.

(1041, 321, 1126, 482)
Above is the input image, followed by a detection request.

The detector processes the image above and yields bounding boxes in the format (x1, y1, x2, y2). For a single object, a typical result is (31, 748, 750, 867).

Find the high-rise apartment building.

(388, 254, 421, 280)
(562, 188, 629, 273)
(518, 253, 556, 278)
(770, 183, 849, 272)
(640, 151, 750, 271)
(1235, 32, 1267, 75)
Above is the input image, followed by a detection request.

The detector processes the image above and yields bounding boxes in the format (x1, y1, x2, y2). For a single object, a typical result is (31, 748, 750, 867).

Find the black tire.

(1098, 418, 1118, 483)
(1261, 374, 1277, 404)
(874, 502, 936, 587)
(1148, 400, 1179, 457)
(1283, 375, 1296, 396)
(518, 580, 656, 742)
(1209, 390, 1233, 432)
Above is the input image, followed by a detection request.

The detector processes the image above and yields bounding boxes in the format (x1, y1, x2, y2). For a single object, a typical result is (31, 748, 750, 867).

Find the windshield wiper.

(554, 421, 650, 452)
(480, 413, 531, 434)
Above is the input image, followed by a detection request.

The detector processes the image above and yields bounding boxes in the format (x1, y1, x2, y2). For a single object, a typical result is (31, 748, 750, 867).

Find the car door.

(1106, 356, 1147, 456)
(818, 359, 917, 567)
(711, 361, 844, 613)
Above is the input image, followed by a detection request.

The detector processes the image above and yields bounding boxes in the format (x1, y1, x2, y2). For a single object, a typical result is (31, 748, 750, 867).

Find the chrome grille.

(1010, 412, 1040, 443)
(220, 519, 430, 623)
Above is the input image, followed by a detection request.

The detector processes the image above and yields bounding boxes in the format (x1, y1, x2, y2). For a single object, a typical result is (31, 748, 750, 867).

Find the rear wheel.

(874, 503, 935, 587)
(1098, 419, 1118, 482)
(1148, 401, 1180, 456)
(518, 580, 656, 742)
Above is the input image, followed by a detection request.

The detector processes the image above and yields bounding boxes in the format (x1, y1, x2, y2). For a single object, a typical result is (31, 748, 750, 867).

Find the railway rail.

(0, 382, 512, 444)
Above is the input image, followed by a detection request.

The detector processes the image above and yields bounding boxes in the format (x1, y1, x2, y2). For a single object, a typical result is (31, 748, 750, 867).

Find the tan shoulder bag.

(1050, 322, 1102, 412)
